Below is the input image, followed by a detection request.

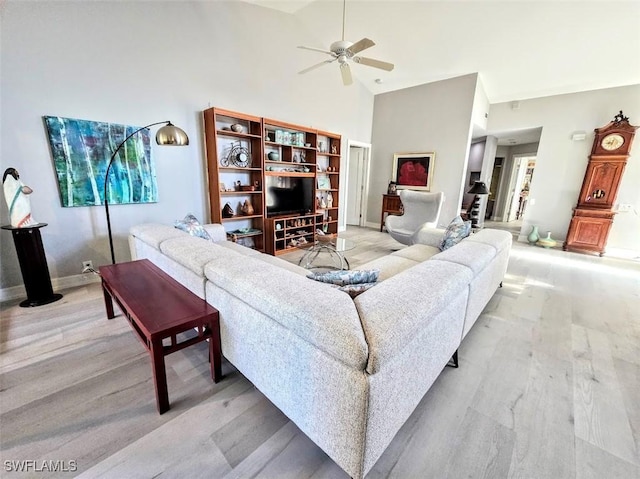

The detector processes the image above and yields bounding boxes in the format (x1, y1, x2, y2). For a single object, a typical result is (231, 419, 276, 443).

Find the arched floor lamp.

(104, 121, 189, 264)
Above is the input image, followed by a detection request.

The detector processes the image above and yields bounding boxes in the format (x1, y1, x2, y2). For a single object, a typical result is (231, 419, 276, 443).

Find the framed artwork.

(44, 116, 157, 207)
(469, 171, 481, 186)
(392, 152, 435, 191)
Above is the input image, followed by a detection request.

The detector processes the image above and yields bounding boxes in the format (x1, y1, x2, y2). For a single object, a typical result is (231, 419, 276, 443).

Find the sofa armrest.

(203, 224, 227, 242)
(412, 225, 445, 247)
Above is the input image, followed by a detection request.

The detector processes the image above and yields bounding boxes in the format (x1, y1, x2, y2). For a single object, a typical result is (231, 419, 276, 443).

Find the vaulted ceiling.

(243, 0, 640, 103)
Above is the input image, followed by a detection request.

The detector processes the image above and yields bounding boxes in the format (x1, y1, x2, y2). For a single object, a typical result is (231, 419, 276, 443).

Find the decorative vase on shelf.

(527, 225, 539, 245)
(537, 231, 557, 249)
(327, 192, 333, 208)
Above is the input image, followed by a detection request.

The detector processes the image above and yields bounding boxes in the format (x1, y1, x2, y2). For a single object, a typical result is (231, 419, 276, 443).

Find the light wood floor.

(1, 227, 639, 478)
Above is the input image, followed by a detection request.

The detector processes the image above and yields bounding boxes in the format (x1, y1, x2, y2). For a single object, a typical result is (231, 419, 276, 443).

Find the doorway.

(345, 141, 371, 227)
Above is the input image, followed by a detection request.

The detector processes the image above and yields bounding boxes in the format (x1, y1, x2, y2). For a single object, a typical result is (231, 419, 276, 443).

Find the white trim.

(0, 273, 101, 303)
(345, 139, 372, 228)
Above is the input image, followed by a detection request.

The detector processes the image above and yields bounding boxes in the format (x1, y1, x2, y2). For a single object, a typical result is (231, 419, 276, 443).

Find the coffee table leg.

(150, 339, 170, 414)
(101, 280, 115, 319)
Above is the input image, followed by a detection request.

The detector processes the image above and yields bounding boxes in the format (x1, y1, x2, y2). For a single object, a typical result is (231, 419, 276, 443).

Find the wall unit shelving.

(204, 107, 341, 255)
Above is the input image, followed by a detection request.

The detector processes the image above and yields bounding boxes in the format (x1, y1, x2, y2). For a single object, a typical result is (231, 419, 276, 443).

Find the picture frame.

(469, 171, 481, 187)
(317, 176, 331, 190)
(392, 152, 435, 191)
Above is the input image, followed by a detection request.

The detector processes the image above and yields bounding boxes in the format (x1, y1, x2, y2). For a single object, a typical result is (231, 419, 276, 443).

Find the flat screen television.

(266, 176, 314, 217)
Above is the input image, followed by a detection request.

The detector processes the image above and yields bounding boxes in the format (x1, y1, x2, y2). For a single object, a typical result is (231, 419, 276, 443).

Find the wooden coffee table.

(99, 259, 222, 414)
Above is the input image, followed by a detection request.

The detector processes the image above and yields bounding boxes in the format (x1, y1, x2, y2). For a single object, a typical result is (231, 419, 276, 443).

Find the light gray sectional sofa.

(129, 223, 512, 478)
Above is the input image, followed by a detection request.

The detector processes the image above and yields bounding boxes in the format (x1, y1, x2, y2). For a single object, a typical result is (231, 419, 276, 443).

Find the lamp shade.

(467, 181, 489, 195)
(155, 122, 189, 146)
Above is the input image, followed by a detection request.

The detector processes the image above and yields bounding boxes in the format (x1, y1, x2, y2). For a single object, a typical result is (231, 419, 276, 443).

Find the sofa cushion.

(255, 253, 308, 275)
(390, 244, 440, 262)
(204, 254, 368, 369)
(431, 240, 496, 275)
(466, 228, 512, 253)
(358, 256, 419, 282)
(215, 240, 262, 257)
(130, 223, 187, 250)
(174, 214, 212, 241)
(355, 260, 472, 374)
(160, 235, 233, 276)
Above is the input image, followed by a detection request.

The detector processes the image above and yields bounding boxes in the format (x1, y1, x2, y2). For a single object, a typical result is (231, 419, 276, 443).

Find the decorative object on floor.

(174, 214, 211, 241)
(466, 180, 490, 229)
(1, 223, 63, 307)
(241, 199, 254, 216)
(392, 152, 435, 191)
(385, 190, 444, 245)
(439, 215, 472, 251)
(564, 111, 638, 256)
(537, 231, 557, 248)
(387, 181, 397, 195)
(527, 224, 540, 244)
(3, 168, 37, 227)
(102, 120, 188, 264)
(44, 116, 162, 208)
(297, 0, 394, 86)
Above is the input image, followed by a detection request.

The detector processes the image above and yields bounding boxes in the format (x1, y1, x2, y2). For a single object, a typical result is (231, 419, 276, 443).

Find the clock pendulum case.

(564, 111, 638, 256)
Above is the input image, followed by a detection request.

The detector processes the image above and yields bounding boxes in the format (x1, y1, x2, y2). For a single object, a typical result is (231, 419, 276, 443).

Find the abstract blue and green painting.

(44, 116, 157, 207)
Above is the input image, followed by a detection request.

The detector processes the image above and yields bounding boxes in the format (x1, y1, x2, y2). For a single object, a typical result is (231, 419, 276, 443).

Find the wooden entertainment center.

(203, 107, 341, 256)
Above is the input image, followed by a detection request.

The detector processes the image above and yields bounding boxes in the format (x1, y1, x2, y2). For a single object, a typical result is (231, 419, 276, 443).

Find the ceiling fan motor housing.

(330, 40, 354, 57)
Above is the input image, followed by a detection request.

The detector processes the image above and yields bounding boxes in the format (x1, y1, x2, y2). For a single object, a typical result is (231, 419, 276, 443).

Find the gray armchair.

(385, 190, 444, 245)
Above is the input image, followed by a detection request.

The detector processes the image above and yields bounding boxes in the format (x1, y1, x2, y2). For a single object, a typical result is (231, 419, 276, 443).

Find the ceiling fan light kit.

(298, 0, 394, 86)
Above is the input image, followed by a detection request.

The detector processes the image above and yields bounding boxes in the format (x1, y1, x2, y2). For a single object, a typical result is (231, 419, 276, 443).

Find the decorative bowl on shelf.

(267, 152, 280, 161)
(230, 124, 244, 133)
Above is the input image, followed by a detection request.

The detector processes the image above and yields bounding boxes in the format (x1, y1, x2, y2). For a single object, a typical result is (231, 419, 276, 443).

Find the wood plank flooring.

(1, 227, 639, 478)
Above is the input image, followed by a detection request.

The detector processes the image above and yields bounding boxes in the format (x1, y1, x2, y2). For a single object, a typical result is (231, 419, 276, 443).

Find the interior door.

(346, 147, 365, 225)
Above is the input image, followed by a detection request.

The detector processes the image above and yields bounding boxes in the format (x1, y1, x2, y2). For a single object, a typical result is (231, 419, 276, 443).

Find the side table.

(100, 259, 222, 414)
(380, 194, 403, 231)
(1, 223, 63, 307)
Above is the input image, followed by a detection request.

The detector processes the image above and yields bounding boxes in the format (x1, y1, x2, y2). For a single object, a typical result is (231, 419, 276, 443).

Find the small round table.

(298, 236, 356, 270)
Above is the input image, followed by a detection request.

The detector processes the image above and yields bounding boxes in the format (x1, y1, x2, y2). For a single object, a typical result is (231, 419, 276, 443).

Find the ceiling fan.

(297, 0, 394, 86)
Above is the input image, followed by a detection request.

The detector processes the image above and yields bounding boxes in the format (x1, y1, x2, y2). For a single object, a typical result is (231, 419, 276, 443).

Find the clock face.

(601, 133, 625, 151)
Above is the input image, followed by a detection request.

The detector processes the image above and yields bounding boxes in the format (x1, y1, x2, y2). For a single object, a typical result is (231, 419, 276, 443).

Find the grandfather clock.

(564, 111, 638, 256)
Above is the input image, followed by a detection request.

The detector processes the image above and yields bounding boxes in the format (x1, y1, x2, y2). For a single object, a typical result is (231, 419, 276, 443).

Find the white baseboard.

(0, 273, 101, 303)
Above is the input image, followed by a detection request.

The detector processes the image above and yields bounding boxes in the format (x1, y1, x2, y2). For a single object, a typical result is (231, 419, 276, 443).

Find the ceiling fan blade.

(340, 62, 353, 86)
(347, 38, 375, 55)
(353, 56, 395, 71)
(298, 59, 335, 75)
(298, 45, 335, 56)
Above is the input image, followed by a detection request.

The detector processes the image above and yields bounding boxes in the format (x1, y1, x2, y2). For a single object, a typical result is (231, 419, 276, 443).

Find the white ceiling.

(243, 0, 640, 103)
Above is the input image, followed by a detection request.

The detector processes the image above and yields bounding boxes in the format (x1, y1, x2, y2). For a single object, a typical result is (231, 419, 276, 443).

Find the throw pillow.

(439, 216, 471, 251)
(335, 282, 377, 298)
(306, 269, 380, 286)
(174, 214, 212, 241)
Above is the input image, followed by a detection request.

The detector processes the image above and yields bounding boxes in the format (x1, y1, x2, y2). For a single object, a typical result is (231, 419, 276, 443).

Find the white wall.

(369, 74, 478, 227)
(0, 1, 375, 289)
(488, 84, 640, 256)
